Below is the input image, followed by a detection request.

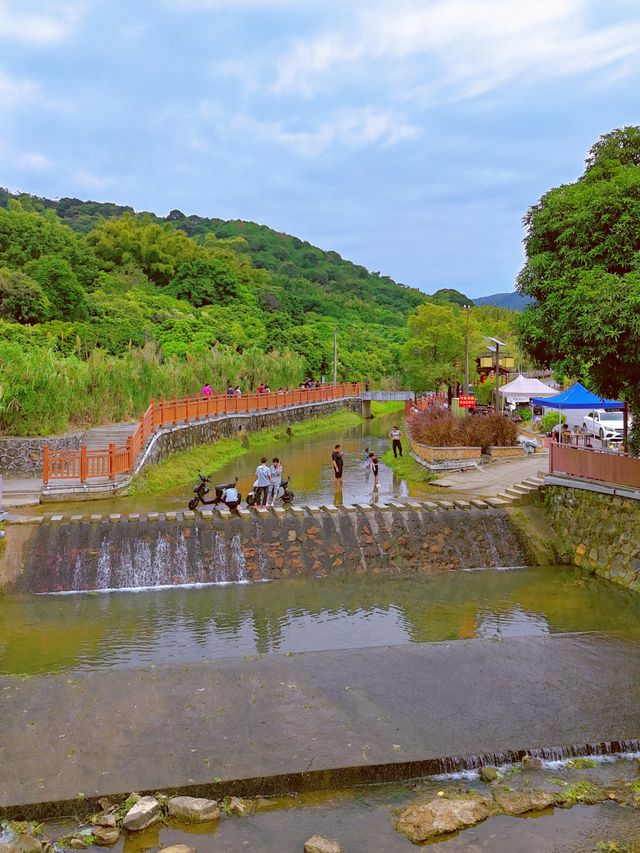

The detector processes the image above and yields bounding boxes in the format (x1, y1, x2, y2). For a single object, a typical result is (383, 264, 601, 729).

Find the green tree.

(516, 125, 640, 451)
(0, 268, 50, 324)
(25, 255, 89, 322)
(403, 302, 466, 390)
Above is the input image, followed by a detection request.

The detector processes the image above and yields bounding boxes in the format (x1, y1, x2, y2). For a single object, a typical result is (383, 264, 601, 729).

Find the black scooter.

(246, 476, 294, 507)
(188, 475, 240, 511)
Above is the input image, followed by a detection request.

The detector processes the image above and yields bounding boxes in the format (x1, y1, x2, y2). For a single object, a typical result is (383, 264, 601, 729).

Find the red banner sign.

(458, 395, 476, 408)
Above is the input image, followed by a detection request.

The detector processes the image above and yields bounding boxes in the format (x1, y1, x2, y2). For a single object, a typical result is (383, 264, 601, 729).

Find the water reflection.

(1, 567, 640, 675)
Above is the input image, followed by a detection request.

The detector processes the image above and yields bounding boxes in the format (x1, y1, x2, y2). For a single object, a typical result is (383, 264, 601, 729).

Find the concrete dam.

(10, 502, 529, 594)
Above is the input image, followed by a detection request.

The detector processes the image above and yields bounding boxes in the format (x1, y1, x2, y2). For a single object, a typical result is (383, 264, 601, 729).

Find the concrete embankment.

(1, 633, 638, 816)
(3, 500, 528, 593)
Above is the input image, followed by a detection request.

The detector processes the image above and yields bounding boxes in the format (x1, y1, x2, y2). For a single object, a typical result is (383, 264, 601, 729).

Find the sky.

(1, 0, 639, 298)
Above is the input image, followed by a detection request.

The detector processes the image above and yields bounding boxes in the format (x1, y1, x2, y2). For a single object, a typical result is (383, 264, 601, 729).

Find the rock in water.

(492, 788, 558, 815)
(227, 797, 253, 816)
(168, 797, 220, 823)
(521, 755, 543, 769)
(303, 837, 343, 853)
(94, 815, 117, 828)
(122, 796, 161, 831)
(479, 766, 498, 783)
(158, 847, 196, 853)
(17, 837, 41, 853)
(92, 827, 120, 847)
(395, 795, 496, 843)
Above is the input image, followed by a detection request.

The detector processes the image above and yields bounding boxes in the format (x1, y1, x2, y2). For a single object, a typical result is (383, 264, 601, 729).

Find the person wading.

(389, 425, 403, 458)
(369, 452, 379, 489)
(332, 444, 344, 484)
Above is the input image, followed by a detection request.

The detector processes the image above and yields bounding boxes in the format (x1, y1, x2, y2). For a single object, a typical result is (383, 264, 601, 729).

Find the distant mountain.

(474, 292, 532, 311)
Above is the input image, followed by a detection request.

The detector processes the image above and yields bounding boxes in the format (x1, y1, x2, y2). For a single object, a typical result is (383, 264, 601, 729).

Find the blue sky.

(1, 0, 639, 298)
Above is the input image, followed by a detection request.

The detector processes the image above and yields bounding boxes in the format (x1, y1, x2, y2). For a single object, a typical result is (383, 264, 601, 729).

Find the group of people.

(330, 425, 403, 493)
(253, 457, 284, 507)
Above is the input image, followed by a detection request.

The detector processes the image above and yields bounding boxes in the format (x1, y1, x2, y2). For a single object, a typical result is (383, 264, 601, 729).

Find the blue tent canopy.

(531, 381, 623, 410)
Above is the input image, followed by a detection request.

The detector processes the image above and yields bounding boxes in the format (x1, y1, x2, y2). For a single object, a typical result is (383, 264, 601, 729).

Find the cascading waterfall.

(16, 505, 530, 594)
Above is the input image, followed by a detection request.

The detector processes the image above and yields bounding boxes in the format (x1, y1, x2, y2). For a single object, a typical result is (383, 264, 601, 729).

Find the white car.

(582, 409, 625, 440)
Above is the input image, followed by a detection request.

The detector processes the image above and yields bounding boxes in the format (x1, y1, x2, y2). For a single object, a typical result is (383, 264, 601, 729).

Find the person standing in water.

(388, 425, 403, 458)
(368, 452, 379, 489)
(332, 444, 344, 483)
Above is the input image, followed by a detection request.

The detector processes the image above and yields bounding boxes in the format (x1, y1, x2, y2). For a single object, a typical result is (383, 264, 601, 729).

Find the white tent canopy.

(498, 374, 556, 401)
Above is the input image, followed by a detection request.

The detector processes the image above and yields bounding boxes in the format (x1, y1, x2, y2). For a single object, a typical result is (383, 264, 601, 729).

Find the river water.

(2, 565, 640, 675)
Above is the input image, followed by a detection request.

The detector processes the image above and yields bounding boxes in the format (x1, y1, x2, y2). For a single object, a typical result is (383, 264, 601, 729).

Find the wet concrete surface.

(1, 633, 639, 811)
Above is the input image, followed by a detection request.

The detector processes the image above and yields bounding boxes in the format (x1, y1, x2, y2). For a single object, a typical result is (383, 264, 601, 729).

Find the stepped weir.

(13, 503, 529, 594)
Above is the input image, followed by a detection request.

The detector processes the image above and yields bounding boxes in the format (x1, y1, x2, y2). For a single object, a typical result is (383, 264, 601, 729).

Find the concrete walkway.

(433, 454, 547, 497)
(1, 633, 638, 812)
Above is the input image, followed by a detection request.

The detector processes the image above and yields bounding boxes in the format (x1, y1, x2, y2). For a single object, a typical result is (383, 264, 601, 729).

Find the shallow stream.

(2, 565, 640, 675)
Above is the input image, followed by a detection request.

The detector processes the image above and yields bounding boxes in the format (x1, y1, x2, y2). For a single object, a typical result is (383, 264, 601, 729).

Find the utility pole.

(333, 327, 338, 386)
(463, 304, 471, 393)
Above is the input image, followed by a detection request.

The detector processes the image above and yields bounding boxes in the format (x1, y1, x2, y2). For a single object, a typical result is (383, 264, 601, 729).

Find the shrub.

(408, 406, 518, 452)
(541, 411, 565, 434)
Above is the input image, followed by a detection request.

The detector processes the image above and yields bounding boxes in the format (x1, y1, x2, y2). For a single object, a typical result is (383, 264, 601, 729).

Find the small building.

(475, 352, 515, 380)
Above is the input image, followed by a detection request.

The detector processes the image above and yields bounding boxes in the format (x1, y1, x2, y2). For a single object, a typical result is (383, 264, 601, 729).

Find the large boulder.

(395, 794, 496, 843)
(303, 837, 343, 853)
(492, 788, 558, 815)
(122, 796, 160, 831)
(167, 797, 220, 823)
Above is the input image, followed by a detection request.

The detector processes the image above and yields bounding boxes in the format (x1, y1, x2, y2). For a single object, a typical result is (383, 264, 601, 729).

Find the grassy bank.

(381, 449, 436, 483)
(130, 409, 363, 495)
(371, 400, 407, 416)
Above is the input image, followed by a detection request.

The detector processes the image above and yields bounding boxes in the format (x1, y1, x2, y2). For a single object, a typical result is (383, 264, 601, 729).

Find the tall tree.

(516, 125, 640, 451)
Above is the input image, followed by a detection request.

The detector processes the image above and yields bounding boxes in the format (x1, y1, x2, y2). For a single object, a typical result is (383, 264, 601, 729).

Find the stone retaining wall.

(410, 440, 482, 464)
(142, 399, 362, 470)
(0, 433, 84, 478)
(542, 487, 640, 592)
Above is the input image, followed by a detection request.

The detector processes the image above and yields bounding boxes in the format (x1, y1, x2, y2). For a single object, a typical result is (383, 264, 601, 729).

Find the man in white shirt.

(221, 484, 240, 510)
(254, 457, 272, 507)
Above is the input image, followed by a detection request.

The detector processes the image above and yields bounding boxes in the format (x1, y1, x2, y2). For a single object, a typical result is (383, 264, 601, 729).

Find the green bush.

(541, 411, 565, 434)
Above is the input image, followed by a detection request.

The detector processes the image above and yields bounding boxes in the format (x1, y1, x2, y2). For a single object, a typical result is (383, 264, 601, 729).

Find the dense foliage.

(516, 126, 640, 452)
(408, 406, 518, 452)
(0, 190, 431, 435)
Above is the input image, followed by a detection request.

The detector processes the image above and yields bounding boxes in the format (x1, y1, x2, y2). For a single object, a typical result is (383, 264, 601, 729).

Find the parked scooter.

(246, 476, 294, 507)
(188, 475, 240, 511)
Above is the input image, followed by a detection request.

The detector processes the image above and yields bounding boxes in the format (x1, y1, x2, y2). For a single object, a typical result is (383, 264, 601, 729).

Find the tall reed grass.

(0, 342, 306, 436)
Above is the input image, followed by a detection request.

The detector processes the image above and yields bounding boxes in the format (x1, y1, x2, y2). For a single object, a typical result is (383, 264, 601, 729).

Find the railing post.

(108, 443, 115, 480)
(79, 445, 88, 484)
(172, 397, 178, 426)
(184, 396, 189, 423)
(127, 436, 134, 472)
(43, 445, 49, 486)
(159, 398, 165, 428)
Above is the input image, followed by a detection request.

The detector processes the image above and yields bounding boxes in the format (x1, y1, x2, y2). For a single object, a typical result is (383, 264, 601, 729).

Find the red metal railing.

(43, 383, 361, 485)
(549, 443, 640, 490)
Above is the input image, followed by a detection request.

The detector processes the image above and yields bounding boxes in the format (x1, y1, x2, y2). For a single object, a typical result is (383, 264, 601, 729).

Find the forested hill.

(0, 188, 425, 324)
(0, 187, 428, 435)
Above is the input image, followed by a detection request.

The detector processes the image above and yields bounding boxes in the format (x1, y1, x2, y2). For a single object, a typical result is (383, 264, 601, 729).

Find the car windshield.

(605, 412, 624, 421)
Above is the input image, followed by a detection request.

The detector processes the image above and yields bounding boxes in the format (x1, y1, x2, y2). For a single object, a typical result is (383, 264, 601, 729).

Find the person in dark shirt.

(332, 445, 344, 480)
(368, 452, 379, 488)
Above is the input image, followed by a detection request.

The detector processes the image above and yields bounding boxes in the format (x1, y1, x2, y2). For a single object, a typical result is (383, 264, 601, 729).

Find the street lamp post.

(485, 337, 506, 409)
(463, 304, 471, 393)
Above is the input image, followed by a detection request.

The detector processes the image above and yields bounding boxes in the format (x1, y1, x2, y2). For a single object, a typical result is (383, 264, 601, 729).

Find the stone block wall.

(410, 440, 482, 464)
(542, 487, 640, 592)
(141, 399, 362, 471)
(0, 433, 84, 478)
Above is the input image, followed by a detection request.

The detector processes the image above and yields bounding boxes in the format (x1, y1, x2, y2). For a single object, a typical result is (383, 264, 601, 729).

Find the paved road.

(1, 633, 638, 812)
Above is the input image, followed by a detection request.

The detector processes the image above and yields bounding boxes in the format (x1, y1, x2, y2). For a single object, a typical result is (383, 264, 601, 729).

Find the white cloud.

(0, 70, 38, 110)
(201, 106, 419, 157)
(0, 0, 87, 45)
(269, 0, 640, 100)
(71, 167, 110, 191)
